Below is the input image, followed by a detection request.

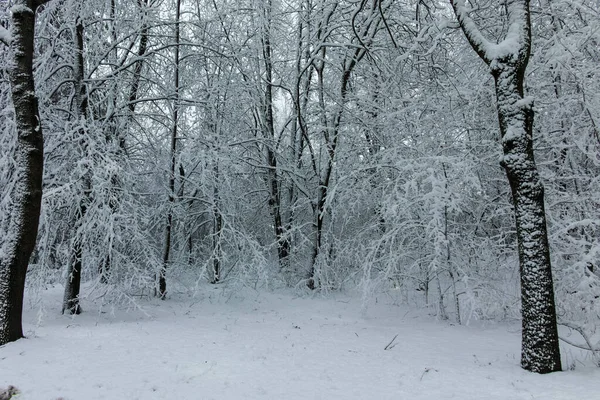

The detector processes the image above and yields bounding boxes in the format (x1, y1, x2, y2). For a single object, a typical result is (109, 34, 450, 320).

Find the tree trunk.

(451, 0, 561, 373)
(261, 0, 290, 270)
(211, 163, 222, 284)
(495, 65, 561, 372)
(0, 1, 48, 345)
(287, 1, 314, 280)
(62, 17, 88, 315)
(158, 0, 182, 299)
(127, 0, 150, 123)
(62, 231, 83, 315)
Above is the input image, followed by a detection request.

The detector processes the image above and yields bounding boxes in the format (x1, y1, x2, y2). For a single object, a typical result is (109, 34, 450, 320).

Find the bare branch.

(559, 322, 600, 353)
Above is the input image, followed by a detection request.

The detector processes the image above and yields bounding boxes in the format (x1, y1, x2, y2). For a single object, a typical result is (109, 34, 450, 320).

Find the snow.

(1, 286, 600, 399)
(451, 0, 529, 63)
(9, 5, 34, 15)
(0, 27, 11, 46)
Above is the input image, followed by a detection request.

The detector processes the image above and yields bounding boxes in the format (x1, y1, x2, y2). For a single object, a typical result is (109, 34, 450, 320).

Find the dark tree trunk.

(211, 165, 222, 284)
(62, 232, 83, 315)
(0, 1, 48, 345)
(158, 0, 182, 299)
(63, 18, 88, 315)
(261, 0, 290, 270)
(127, 0, 150, 123)
(495, 65, 561, 373)
(451, 0, 561, 373)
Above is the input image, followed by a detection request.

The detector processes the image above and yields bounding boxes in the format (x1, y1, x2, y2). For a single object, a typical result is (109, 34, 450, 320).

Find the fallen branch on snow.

(384, 334, 398, 350)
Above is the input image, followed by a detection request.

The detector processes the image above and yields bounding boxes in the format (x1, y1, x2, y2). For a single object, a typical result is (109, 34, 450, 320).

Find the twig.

(559, 336, 598, 351)
(558, 322, 600, 353)
(384, 334, 398, 350)
(419, 367, 437, 381)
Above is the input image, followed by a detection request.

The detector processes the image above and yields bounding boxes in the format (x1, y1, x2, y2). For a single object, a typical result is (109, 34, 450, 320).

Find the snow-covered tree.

(0, 0, 53, 346)
(450, 0, 561, 373)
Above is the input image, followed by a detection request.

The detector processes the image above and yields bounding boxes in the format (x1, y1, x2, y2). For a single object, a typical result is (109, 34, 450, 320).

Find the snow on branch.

(488, 0, 531, 60)
(0, 27, 11, 47)
(10, 4, 34, 15)
(1, 0, 55, 46)
(450, 0, 531, 63)
(450, 0, 494, 63)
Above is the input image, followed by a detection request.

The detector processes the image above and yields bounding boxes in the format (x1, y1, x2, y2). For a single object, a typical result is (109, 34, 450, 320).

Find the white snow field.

(1, 286, 599, 400)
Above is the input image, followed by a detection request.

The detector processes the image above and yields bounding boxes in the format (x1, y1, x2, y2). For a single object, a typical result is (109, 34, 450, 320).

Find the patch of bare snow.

(0, 286, 599, 399)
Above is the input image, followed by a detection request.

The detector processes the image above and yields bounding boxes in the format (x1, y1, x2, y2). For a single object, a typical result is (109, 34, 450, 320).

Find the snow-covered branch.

(490, 0, 531, 61)
(450, 0, 531, 63)
(449, 0, 494, 63)
(2, 0, 56, 46)
(0, 27, 11, 46)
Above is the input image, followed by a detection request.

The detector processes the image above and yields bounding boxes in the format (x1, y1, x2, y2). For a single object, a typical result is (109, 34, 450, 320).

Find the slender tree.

(62, 14, 88, 315)
(260, 0, 290, 271)
(450, 0, 562, 373)
(307, 0, 383, 289)
(158, 0, 182, 299)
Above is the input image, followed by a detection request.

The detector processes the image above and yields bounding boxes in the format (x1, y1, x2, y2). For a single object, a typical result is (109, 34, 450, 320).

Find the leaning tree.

(0, 0, 52, 345)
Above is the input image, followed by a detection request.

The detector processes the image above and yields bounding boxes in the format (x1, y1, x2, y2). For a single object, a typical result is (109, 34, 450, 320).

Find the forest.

(0, 0, 599, 397)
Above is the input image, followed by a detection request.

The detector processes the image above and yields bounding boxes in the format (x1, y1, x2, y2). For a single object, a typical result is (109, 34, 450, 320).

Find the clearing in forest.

(0, 286, 598, 399)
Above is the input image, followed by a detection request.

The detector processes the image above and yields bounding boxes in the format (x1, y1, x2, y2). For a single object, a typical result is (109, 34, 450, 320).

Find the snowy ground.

(1, 285, 599, 400)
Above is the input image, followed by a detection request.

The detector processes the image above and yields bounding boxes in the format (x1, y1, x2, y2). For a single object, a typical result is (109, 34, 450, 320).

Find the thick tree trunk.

(451, 0, 561, 373)
(0, 1, 47, 345)
(494, 66, 561, 373)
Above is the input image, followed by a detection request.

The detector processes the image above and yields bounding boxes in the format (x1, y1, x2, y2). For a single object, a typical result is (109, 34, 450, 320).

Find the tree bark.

(0, 0, 48, 345)
(451, 0, 561, 373)
(495, 64, 561, 373)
